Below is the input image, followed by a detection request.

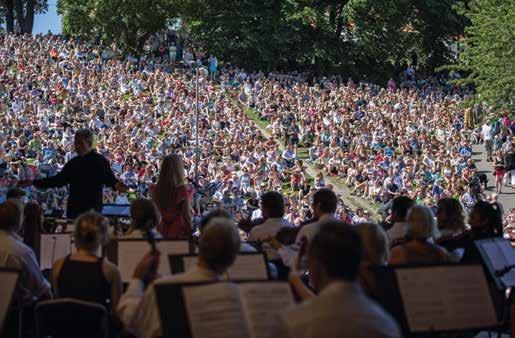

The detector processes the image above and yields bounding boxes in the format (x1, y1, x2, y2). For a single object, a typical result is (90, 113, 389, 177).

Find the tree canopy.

(176, 0, 467, 82)
(57, 0, 177, 54)
(449, 0, 514, 112)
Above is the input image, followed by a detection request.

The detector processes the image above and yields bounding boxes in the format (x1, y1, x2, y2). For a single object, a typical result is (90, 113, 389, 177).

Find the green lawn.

(244, 107, 269, 130)
(240, 103, 378, 214)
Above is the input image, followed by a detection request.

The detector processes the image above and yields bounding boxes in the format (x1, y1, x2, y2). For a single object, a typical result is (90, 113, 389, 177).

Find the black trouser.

(485, 139, 493, 159)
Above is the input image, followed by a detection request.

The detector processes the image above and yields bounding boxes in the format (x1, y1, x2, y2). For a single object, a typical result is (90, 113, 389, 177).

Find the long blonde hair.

(153, 154, 186, 210)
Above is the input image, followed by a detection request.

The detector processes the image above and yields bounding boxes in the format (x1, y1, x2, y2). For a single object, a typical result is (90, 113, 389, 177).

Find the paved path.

(472, 143, 514, 212)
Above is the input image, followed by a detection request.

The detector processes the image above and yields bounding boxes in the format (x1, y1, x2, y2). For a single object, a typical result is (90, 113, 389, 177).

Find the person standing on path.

(482, 121, 494, 162)
(493, 150, 506, 194)
(503, 143, 515, 189)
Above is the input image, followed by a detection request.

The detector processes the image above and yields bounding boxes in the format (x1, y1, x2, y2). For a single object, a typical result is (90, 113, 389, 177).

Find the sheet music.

(499, 240, 515, 266)
(40, 234, 72, 270)
(396, 266, 497, 332)
(481, 242, 506, 271)
(183, 283, 250, 338)
(179, 254, 268, 281)
(118, 240, 190, 281)
(480, 240, 515, 287)
(227, 254, 268, 281)
(498, 241, 515, 287)
(239, 282, 294, 338)
(0, 271, 18, 333)
(182, 256, 198, 273)
(156, 241, 190, 276)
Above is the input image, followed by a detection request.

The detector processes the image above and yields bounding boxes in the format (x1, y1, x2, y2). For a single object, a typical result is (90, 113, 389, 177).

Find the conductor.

(19, 129, 128, 219)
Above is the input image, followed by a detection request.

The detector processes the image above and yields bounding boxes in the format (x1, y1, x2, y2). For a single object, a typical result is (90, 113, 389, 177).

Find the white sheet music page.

(481, 240, 515, 287)
(183, 283, 250, 338)
(227, 254, 268, 281)
(156, 241, 190, 276)
(118, 241, 190, 281)
(238, 282, 294, 338)
(0, 271, 18, 333)
(40, 234, 72, 270)
(499, 240, 515, 266)
(498, 240, 515, 287)
(181, 256, 198, 272)
(482, 242, 506, 270)
(396, 266, 497, 332)
(118, 241, 149, 282)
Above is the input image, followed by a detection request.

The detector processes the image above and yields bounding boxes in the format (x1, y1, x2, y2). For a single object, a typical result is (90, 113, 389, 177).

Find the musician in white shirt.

(117, 219, 241, 338)
(248, 191, 294, 260)
(272, 189, 338, 269)
(277, 222, 401, 338)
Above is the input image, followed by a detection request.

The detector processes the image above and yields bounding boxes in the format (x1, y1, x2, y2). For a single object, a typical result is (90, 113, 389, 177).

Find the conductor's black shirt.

(34, 151, 118, 219)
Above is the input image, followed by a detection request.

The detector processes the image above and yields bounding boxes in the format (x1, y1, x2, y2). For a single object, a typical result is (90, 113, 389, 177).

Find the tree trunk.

(136, 32, 151, 55)
(4, 0, 15, 32)
(14, 0, 24, 33)
(23, 0, 35, 34)
(13, 0, 35, 34)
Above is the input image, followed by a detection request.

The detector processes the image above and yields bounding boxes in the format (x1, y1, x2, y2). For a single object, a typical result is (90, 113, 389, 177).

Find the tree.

(58, 0, 176, 54)
(1, 0, 47, 33)
(449, 0, 514, 112)
(176, 0, 466, 82)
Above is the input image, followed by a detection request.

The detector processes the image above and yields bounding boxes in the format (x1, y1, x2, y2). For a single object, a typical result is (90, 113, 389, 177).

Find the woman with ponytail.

(125, 198, 163, 239)
(51, 211, 122, 318)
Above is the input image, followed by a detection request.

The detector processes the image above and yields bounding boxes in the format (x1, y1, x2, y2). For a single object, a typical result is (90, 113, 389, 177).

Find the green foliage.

(1, 0, 47, 33)
(176, 0, 466, 82)
(57, 0, 177, 54)
(450, 0, 514, 112)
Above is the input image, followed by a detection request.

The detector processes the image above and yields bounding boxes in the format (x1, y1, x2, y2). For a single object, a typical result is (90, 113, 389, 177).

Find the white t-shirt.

(482, 124, 493, 140)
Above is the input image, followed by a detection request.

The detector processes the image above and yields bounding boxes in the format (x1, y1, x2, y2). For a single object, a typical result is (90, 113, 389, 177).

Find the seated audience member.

(6, 187, 26, 203)
(0, 200, 51, 305)
(51, 211, 122, 316)
(354, 222, 390, 299)
(435, 198, 466, 261)
(117, 219, 241, 338)
(125, 198, 163, 239)
(389, 206, 449, 265)
(386, 196, 415, 245)
(247, 191, 293, 260)
(21, 202, 43, 253)
(278, 222, 401, 338)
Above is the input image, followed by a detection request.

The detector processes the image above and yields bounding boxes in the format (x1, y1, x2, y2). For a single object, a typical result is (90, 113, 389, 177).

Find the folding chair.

(35, 298, 108, 338)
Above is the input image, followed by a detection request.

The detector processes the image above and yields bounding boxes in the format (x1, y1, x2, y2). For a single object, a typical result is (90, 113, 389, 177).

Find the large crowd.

(240, 67, 514, 215)
(1, 34, 513, 229)
(0, 32, 514, 338)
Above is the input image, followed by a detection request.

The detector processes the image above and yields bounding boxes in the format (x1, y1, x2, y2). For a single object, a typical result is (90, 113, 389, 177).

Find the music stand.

(155, 280, 293, 338)
(475, 237, 515, 290)
(0, 268, 20, 336)
(106, 239, 191, 282)
(373, 264, 499, 337)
